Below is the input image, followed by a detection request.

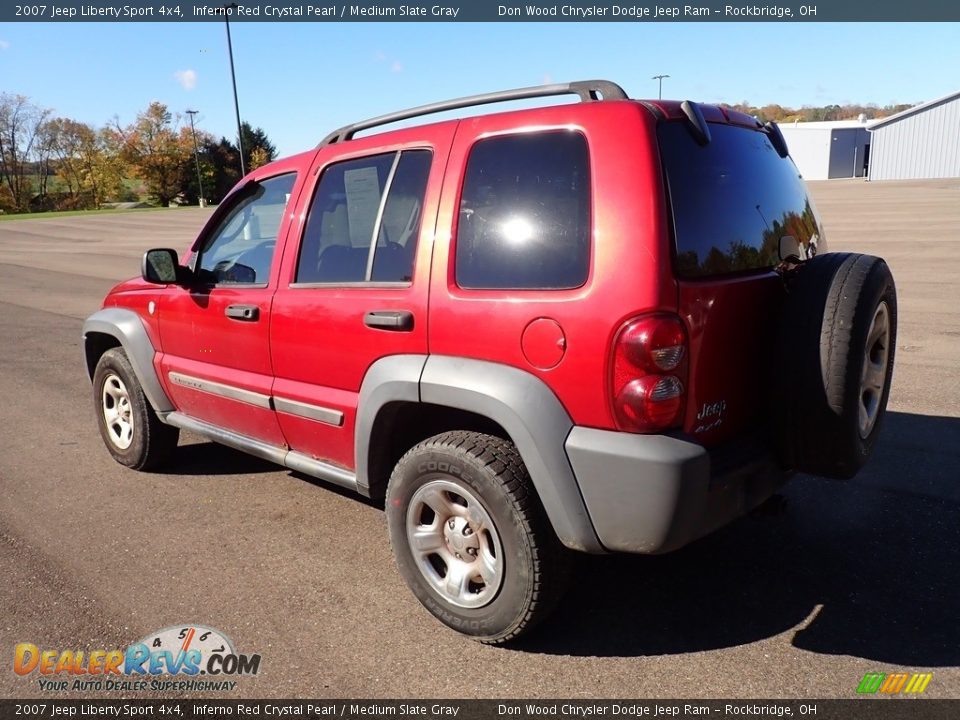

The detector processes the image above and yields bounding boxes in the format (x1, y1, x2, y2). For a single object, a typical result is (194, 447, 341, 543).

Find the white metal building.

(867, 90, 960, 181)
(779, 120, 871, 180)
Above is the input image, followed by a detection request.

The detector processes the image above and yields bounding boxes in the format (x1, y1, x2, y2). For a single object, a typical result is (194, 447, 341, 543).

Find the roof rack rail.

(318, 79, 628, 147)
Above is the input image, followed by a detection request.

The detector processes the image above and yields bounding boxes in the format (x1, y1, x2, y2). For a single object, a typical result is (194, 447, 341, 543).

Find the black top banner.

(3, 0, 960, 22)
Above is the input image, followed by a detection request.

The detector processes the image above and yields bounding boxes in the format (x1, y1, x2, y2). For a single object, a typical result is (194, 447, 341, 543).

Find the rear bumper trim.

(565, 426, 787, 554)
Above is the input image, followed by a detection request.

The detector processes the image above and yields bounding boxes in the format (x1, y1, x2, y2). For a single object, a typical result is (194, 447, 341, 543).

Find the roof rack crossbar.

(318, 79, 628, 147)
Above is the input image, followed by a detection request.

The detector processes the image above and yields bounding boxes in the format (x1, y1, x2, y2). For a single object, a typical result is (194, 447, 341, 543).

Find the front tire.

(386, 431, 569, 644)
(92, 348, 179, 470)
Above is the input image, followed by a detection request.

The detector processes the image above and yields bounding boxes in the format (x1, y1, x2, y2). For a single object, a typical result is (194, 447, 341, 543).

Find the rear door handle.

(225, 304, 259, 321)
(364, 310, 414, 331)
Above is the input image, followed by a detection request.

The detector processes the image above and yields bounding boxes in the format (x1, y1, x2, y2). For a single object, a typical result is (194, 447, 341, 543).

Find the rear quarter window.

(659, 122, 822, 278)
(456, 130, 590, 290)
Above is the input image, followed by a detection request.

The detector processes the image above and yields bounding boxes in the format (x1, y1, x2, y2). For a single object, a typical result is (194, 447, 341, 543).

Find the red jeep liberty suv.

(84, 80, 897, 643)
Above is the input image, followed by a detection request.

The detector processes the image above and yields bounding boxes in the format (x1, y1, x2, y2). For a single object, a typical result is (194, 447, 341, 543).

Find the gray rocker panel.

(82, 307, 174, 415)
(166, 412, 358, 492)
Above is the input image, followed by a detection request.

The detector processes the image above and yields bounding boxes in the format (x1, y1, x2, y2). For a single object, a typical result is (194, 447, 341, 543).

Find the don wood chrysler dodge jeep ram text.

(83, 81, 897, 643)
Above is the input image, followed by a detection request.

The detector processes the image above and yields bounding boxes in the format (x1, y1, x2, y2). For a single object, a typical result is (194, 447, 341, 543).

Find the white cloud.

(0, 40, 10, 50)
(174, 69, 197, 91)
(373, 52, 402, 73)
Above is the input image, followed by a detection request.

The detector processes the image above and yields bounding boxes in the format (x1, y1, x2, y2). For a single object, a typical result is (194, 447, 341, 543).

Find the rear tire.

(93, 348, 179, 471)
(386, 431, 570, 644)
(774, 252, 897, 479)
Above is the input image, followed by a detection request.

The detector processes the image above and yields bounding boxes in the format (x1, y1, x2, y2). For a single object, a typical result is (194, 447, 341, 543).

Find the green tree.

(199, 137, 242, 203)
(249, 146, 271, 171)
(239, 121, 276, 171)
(0, 93, 51, 212)
(190, 122, 277, 203)
(116, 102, 190, 206)
(43, 118, 125, 209)
(90, 127, 127, 206)
(41, 118, 86, 206)
(179, 128, 217, 205)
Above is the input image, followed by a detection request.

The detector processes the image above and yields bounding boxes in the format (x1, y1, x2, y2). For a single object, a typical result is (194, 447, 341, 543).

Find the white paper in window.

(344, 166, 381, 247)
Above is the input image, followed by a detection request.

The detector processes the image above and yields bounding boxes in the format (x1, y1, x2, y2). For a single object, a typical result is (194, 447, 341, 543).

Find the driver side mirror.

(142, 248, 186, 285)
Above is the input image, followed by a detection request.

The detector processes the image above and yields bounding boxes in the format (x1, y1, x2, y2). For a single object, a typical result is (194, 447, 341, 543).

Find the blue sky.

(1, 22, 958, 157)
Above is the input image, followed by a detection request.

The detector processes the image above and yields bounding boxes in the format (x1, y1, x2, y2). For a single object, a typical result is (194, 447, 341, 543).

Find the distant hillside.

(721, 101, 916, 123)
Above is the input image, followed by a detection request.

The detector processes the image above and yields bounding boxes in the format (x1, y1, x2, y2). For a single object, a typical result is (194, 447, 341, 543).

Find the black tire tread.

(821, 254, 873, 413)
(774, 252, 896, 479)
(94, 348, 179, 471)
(775, 252, 847, 470)
(390, 431, 570, 644)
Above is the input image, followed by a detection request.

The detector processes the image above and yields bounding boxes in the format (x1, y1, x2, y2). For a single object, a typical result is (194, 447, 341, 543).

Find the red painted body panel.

(155, 288, 284, 445)
(100, 95, 805, 460)
(428, 101, 676, 430)
(103, 281, 163, 351)
(678, 273, 784, 444)
(150, 153, 313, 447)
(269, 123, 457, 469)
(269, 377, 358, 469)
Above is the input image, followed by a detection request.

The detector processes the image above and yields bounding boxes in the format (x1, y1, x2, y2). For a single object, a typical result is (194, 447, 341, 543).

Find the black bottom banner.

(2, 699, 956, 720)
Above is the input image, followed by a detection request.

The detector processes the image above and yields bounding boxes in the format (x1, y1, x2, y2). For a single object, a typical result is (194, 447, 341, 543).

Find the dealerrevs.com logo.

(14, 625, 261, 692)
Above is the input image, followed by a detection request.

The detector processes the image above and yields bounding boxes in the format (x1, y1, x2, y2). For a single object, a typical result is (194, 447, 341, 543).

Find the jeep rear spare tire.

(775, 252, 897, 479)
(386, 431, 569, 644)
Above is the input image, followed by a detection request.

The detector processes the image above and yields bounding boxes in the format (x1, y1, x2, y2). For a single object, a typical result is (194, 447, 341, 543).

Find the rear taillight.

(611, 314, 688, 433)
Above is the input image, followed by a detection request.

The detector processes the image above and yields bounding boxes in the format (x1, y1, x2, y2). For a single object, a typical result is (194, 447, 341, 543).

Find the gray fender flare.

(82, 307, 174, 415)
(355, 354, 428, 496)
(356, 354, 603, 553)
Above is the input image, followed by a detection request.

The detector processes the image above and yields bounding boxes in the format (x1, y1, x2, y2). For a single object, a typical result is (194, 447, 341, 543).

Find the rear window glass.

(659, 122, 822, 278)
(456, 131, 590, 290)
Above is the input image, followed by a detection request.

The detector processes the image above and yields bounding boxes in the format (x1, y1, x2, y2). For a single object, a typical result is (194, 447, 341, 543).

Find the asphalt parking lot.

(1, 179, 958, 699)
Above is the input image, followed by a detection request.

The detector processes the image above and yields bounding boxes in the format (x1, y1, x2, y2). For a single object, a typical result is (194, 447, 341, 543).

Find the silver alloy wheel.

(102, 373, 134, 450)
(859, 301, 891, 439)
(406, 479, 504, 609)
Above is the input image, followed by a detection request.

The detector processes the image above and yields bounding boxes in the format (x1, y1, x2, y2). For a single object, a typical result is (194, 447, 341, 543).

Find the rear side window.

(659, 122, 822, 278)
(296, 150, 431, 284)
(456, 131, 590, 290)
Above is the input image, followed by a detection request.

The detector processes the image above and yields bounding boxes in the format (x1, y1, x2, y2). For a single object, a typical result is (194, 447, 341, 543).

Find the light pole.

(185, 110, 205, 207)
(652, 74, 670, 100)
(224, 3, 246, 177)
(756, 204, 769, 228)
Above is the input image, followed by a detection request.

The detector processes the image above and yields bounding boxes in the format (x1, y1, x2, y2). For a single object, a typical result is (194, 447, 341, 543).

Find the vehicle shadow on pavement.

(170, 440, 280, 476)
(516, 411, 960, 666)
(162, 439, 384, 506)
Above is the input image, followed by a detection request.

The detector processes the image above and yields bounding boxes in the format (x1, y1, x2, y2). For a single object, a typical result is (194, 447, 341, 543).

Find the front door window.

(196, 173, 297, 285)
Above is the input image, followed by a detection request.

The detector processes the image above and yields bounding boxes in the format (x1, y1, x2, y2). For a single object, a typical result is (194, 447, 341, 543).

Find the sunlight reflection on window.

(500, 216, 535, 246)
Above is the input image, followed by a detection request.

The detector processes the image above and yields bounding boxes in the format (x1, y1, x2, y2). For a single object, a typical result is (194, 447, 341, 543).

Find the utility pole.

(185, 110, 205, 207)
(224, 3, 246, 177)
(652, 74, 670, 100)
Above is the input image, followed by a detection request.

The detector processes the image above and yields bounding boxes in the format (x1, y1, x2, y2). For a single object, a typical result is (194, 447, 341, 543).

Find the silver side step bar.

(165, 412, 359, 493)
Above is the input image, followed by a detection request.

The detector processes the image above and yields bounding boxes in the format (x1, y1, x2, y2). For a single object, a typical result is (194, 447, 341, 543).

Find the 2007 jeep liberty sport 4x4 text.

(83, 81, 897, 643)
